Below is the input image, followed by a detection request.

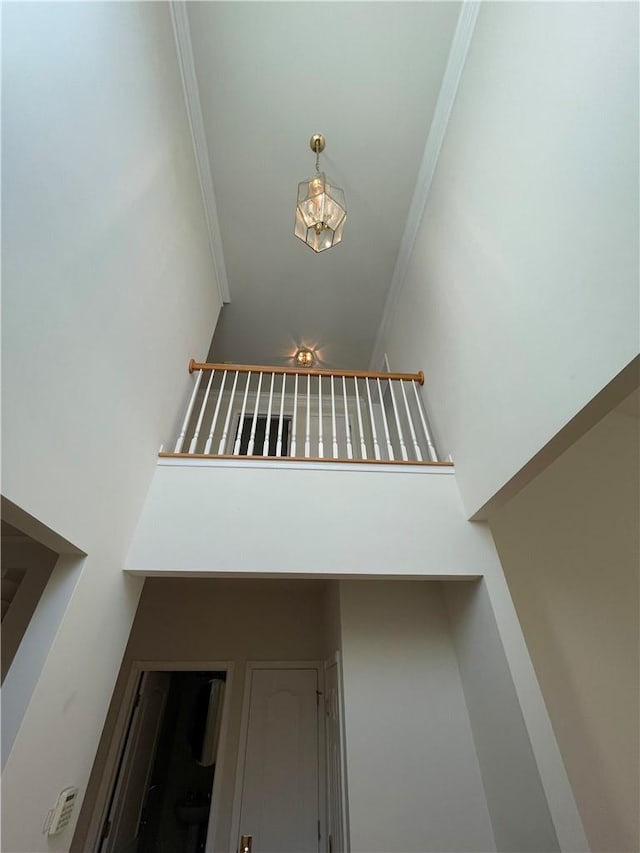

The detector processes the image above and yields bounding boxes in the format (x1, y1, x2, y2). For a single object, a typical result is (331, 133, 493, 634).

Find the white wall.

(381, 1, 639, 517)
(126, 461, 497, 578)
(123, 459, 591, 852)
(1, 3, 220, 850)
(338, 580, 495, 853)
(444, 580, 559, 852)
(72, 578, 330, 853)
(324, 580, 343, 660)
(489, 399, 639, 853)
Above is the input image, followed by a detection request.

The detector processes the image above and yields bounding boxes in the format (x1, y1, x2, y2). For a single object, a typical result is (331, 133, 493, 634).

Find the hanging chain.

(315, 146, 320, 174)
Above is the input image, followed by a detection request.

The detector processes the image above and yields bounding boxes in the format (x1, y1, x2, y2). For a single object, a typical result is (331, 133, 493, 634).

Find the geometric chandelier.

(294, 133, 347, 253)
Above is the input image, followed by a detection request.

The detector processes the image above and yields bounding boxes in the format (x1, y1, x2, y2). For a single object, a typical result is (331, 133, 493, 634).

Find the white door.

(101, 671, 171, 853)
(324, 658, 347, 853)
(236, 667, 319, 853)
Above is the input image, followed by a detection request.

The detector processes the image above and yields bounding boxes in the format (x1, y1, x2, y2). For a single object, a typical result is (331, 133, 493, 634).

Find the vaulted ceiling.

(182, 1, 463, 369)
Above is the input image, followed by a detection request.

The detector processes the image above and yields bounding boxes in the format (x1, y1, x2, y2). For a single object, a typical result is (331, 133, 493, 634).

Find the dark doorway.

(102, 670, 226, 853)
(236, 415, 291, 457)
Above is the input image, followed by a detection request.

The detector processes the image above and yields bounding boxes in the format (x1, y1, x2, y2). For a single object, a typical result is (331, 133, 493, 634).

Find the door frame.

(324, 652, 350, 853)
(101, 669, 171, 853)
(84, 659, 234, 853)
(230, 661, 326, 853)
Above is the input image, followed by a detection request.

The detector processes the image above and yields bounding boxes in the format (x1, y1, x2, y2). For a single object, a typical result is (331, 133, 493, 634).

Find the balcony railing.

(160, 360, 449, 466)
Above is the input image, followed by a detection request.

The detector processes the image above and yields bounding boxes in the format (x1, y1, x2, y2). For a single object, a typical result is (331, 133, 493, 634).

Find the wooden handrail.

(188, 359, 425, 385)
(160, 452, 452, 467)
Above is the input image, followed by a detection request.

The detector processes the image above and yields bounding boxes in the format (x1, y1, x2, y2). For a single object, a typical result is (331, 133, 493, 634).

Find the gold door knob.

(239, 834, 252, 853)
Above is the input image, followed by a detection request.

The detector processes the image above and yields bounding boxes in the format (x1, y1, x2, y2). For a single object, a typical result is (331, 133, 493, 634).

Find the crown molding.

(170, 1, 231, 305)
(369, 1, 480, 369)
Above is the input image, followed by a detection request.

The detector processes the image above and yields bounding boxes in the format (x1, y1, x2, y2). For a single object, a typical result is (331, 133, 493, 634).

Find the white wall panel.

(444, 580, 560, 852)
(1, 3, 219, 849)
(339, 580, 495, 853)
(490, 402, 639, 852)
(126, 461, 496, 578)
(382, 2, 639, 517)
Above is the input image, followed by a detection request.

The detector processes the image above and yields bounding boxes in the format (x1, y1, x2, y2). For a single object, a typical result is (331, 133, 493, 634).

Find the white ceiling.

(185, 1, 462, 369)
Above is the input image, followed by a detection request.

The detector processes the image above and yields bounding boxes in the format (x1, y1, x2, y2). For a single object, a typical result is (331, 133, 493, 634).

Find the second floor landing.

(161, 359, 450, 468)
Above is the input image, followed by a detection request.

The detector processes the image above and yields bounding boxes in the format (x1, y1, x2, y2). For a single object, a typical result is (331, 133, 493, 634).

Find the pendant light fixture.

(294, 134, 346, 253)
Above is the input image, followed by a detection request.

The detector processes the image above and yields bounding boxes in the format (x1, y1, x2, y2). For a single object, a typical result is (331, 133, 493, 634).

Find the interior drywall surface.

(338, 580, 495, 853)
(444, 580, 559, 852)
(489, 403, 640, 853)
(476, 531, 588, 852)
(382, 1, 639, 517)
(73, 579, 328, 853)
(126, 469, 586, 852)
(126, 462, 500, 577)
(1, 3, 220, 850)
(323, 580, 343, 659)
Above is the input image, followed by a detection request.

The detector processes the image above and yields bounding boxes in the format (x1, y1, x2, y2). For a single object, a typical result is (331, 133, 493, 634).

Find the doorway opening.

(1, 520, 58, 682)
(236, 414, 292, 456)
(101, 669, 227, 853)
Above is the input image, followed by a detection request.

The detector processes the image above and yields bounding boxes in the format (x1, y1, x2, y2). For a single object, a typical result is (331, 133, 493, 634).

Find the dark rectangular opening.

(236, 415, 291, 457)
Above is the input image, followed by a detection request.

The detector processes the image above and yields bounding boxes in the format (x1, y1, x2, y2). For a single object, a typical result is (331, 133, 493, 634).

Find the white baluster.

(365, 378, 381, 460)
(330, 377, 338, 458)
(247, 372, 263, 456)
(276, 374, 286, 457)
(388, 378, 409, 461)
(174, 369, 203, 453)
(376, 378, 394, 461)
(412, 380, 438, 461)
(342, 376, 353, 460)
(290, 374, 299, 457)
(189, 370, 215, 454)
(399, 380, 421, 461)
(318, 375, 324, 458)
(233, 372, 252, 455)
(353, 377, 367, 459)
(204, 370, 228, 454)
(304, 374, 311, 458)
(262, 372, 276, 456)
(218, 371, 239, 455)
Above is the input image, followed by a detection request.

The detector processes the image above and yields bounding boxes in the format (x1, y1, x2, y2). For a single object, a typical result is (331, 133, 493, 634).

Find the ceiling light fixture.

(295, 348, 315, 367)
(294, 133, 346, 253)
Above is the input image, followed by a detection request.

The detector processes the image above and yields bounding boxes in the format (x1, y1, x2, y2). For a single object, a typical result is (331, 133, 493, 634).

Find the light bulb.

(309, 176, 324, 195)
(295, 349, 314, 367)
